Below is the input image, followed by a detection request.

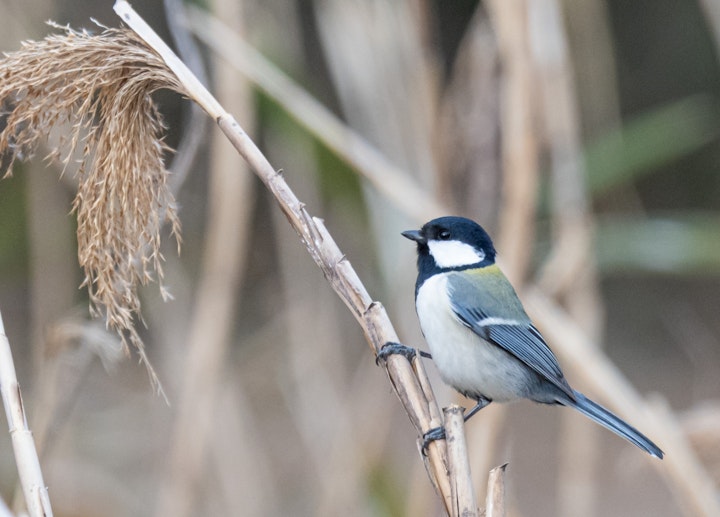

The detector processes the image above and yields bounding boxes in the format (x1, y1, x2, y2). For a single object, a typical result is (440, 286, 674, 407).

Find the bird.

(383, 215, 663, 458)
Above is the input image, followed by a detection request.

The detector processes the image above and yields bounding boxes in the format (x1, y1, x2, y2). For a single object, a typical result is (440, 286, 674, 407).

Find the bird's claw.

(421, 426, 446, 455)
(376, 342, 431, 365)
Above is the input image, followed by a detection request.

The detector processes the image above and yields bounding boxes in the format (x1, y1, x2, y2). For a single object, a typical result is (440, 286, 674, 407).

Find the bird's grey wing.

(447, 272, 575, 400)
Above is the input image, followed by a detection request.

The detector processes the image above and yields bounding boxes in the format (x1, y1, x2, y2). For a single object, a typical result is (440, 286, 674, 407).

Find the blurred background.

(1, 0, 719, 516)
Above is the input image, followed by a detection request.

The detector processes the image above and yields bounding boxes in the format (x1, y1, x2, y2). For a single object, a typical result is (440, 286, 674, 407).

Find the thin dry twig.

(0, 22, 184, 395)
(113, 0, 455, 512)
(0, 311, 53, 517)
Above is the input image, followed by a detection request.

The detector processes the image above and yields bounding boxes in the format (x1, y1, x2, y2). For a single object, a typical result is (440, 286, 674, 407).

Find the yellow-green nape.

(464, 263, 503, 277)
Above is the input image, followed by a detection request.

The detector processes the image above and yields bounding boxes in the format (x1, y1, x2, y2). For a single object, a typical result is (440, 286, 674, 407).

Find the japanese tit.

(397, 216, 663, 458)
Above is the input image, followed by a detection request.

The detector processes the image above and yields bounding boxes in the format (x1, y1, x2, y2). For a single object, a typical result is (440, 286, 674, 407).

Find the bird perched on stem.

(381, 216, 663, 459)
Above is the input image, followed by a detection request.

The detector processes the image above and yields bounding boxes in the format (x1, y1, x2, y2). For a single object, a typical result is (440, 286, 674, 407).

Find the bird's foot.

(421, 426, 446, 455)
(376, 341, 431, 366)
(420, 398, 491, 455)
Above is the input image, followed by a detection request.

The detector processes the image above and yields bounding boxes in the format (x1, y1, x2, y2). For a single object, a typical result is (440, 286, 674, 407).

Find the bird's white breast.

(415, 274, 533, 402)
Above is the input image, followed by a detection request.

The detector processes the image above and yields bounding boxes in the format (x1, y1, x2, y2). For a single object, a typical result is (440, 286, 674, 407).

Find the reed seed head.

(0, 23, 188, 394)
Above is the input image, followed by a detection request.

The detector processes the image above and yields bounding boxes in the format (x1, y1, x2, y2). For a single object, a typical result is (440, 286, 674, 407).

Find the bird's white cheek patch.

(428, 240, 485, 268)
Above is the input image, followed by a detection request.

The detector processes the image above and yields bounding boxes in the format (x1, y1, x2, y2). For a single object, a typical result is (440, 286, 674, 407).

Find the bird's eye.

(438, 229, 451, 240)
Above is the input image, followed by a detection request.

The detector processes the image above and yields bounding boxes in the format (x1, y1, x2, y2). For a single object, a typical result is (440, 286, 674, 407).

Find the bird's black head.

(402, 216, 496, 280)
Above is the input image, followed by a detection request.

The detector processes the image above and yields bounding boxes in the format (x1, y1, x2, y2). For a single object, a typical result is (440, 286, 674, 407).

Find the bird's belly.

(416, 275, 533, 402)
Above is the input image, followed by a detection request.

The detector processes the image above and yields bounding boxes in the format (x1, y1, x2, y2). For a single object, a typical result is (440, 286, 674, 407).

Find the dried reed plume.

(0, 23, 186, 394)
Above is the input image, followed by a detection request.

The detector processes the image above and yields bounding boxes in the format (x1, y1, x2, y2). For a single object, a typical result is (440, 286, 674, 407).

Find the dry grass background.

(0, 1, 719, 516)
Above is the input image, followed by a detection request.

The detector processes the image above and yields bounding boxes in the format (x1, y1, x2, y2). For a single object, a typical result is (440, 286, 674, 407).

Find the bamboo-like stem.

(485, 464, 507, 517)
(0, 312, 53, 517)
(113, 0, 454, 512)
(411, 345, 451, 503)
(445, 405, 478, 517)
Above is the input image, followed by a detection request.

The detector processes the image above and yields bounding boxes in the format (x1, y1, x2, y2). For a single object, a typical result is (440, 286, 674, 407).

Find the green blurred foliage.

(366, 464, 406, 517)
(0, 168, 28, 277)
(586, 95, 720, 196)
(597, 213, 720, 274)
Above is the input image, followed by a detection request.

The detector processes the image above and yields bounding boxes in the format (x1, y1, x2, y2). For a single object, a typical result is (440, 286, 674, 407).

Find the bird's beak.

(401, 229, 426, 245)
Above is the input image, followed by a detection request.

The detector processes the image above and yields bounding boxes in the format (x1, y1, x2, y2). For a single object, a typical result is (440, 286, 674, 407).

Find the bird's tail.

(565, 390, 664, 459)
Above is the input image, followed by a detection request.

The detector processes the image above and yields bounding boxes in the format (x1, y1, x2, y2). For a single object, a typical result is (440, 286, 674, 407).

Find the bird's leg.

(463, 397, 492, 422)
(421, 397, 492, 455)
(376, 341, 432, 365)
